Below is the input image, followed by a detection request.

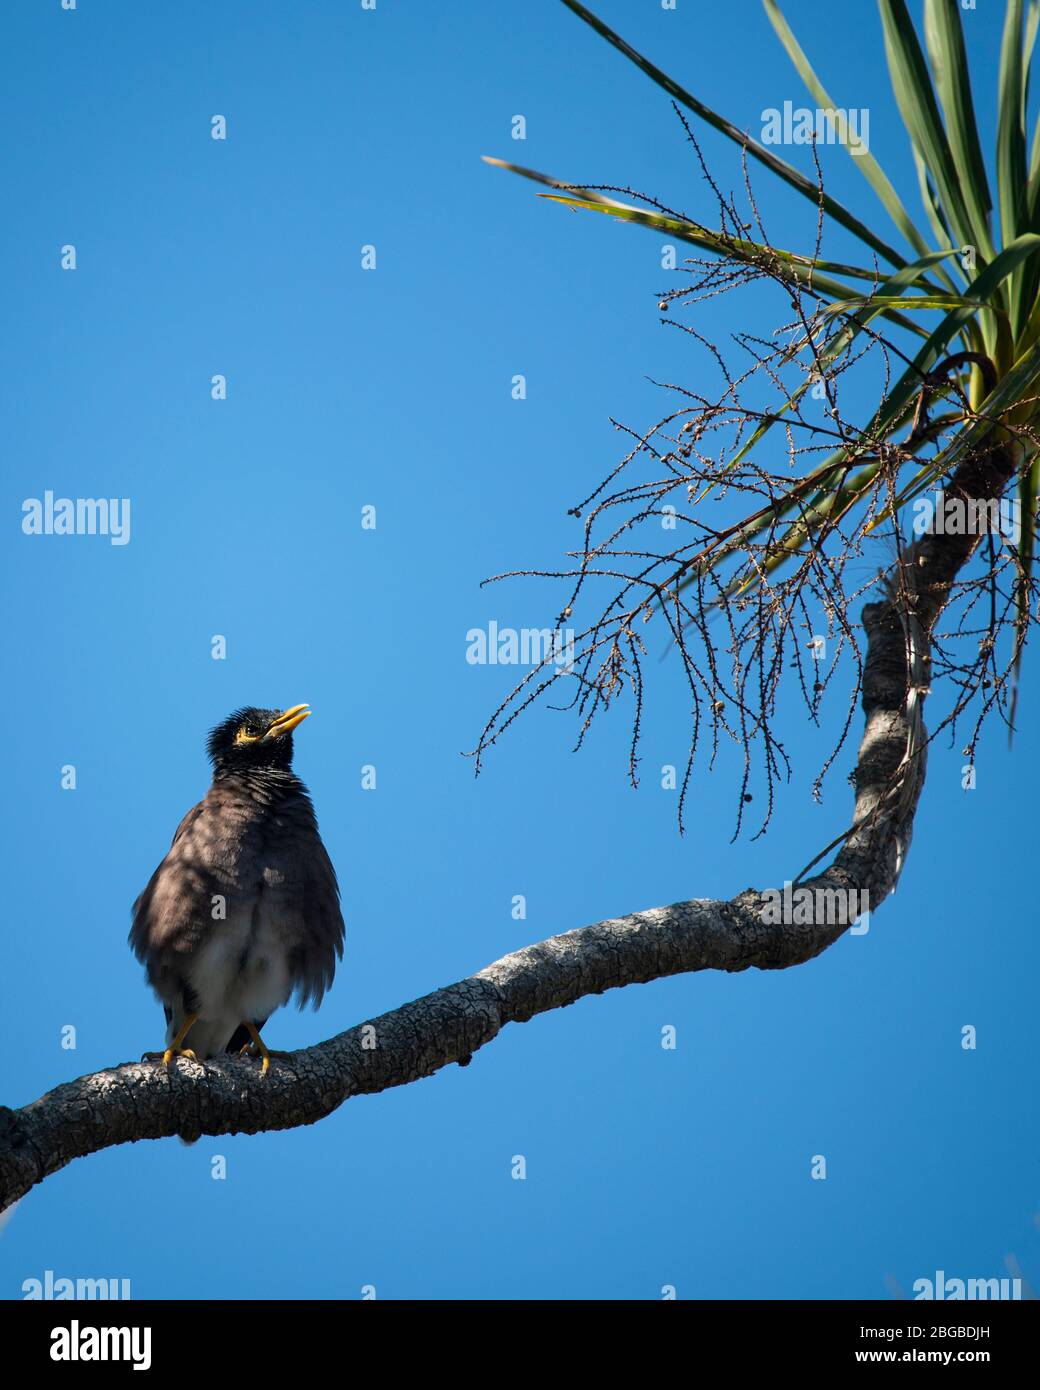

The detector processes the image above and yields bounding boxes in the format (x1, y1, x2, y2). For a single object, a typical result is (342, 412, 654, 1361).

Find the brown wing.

(129, 799, 224, 996)
(260, 793, 345, 1009)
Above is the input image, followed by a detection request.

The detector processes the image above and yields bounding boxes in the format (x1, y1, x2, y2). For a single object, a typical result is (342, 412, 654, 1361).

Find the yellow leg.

(245, 1021, 271, 1076)
(143, 1013, 199, 1067)
(239, 1023, 291, 1076)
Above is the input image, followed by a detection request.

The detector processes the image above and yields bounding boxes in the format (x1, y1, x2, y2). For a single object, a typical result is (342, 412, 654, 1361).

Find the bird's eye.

(234, 726, 260, 746)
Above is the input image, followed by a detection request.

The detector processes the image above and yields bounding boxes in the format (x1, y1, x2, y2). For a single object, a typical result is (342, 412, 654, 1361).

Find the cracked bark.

(0, 441, 1017, 1214)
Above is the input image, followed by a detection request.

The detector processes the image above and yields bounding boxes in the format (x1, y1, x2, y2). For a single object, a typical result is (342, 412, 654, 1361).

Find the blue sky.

(1, 0, 1037, 1299)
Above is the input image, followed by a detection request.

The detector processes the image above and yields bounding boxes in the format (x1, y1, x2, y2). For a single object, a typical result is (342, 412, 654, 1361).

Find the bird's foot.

(238, 1042, 292, 1075)
(239, 1025, 291, 1077)
(143, 1012, 199, 1068)
(142, 1048, 199, 1068)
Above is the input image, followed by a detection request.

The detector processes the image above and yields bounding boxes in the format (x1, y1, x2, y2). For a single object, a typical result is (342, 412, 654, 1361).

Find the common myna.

(130, 704, 344, 1073)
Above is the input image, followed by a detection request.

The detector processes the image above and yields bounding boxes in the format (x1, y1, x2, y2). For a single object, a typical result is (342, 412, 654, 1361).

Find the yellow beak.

(264, 703, 311, 739)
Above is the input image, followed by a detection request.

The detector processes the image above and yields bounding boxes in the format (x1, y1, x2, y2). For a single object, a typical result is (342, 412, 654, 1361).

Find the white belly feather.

(167, 884, 294, 1057)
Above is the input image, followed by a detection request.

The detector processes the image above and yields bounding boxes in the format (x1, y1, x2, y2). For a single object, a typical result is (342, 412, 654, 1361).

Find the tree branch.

(0, 442, 1018, 1214)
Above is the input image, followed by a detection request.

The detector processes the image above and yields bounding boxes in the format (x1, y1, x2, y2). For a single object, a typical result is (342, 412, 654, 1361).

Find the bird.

(130, 704, 344, 1074)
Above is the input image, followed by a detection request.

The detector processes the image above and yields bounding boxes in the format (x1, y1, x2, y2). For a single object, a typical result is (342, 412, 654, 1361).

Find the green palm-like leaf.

(558, 0, 911, 271)
(764, 0, 962, 288)
(488, 0, 1040, 659)
(535, 189, 931, 336)
(998, 1, 1038, 337)
(877, 0, 981, 256)
(923, 0, 995, 259)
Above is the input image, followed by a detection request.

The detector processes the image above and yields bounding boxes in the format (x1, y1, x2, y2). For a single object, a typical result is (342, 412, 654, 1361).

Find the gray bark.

(0, 442, 1016, 1214)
